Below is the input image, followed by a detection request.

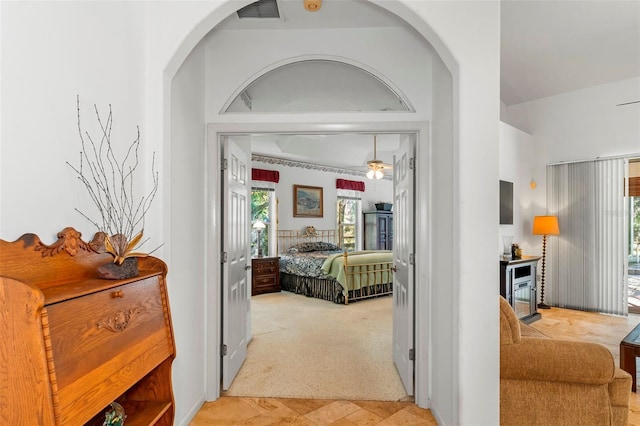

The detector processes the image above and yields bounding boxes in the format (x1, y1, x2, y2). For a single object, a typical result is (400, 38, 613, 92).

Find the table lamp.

(253, 220, 266, 257)
(532, 215, 560, 309)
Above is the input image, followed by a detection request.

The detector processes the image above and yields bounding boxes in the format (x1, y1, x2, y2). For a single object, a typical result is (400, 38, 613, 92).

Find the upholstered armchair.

(500, 296, 631, 425)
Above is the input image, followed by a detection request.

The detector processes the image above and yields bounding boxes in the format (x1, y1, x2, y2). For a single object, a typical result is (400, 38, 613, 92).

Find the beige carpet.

(224, 291, 409, 401)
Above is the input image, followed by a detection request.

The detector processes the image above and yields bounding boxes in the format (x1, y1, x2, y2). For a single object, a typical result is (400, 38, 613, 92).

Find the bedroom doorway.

(216, 127, 421, 401)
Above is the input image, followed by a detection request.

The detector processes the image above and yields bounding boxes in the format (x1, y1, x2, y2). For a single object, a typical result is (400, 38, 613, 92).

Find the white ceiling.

(218, 0, 640, 167)
(250, 133, 401, 171)
(500, 0, 640, 106)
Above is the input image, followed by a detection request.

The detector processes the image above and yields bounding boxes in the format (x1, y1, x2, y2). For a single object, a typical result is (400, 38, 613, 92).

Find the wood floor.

(189, 397, 436, 425)
(190, 306, 640, 425)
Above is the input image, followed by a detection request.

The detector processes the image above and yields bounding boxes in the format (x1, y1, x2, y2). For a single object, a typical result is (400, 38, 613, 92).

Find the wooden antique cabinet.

(251, 256, 280, 296)
(363, 211, 393, 250)
(0, 227, 176, 425)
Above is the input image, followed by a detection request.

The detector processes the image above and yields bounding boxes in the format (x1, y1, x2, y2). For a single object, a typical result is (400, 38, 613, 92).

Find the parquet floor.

(190, 306, 640, 425)
(190, 397, 436, 425)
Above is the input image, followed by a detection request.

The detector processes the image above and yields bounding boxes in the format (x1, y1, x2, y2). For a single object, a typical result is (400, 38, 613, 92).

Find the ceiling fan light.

(375, 169, 383, 179)
(366, 169, 375, 179)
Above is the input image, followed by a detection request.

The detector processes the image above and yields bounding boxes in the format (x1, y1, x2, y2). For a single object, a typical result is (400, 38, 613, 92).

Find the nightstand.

(251, 256, 280, 296)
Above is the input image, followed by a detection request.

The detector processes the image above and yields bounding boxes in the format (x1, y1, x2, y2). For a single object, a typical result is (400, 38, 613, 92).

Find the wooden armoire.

(363, 211, 393, 250)
(0, 227, 176, 425)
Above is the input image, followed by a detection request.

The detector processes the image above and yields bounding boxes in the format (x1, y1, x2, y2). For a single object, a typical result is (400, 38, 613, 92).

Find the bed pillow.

(287, 241, 342, 253)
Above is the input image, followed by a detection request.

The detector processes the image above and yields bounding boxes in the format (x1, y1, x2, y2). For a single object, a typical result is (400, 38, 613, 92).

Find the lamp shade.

(532, 215, 559, 236)
(252, 220, 266, 230)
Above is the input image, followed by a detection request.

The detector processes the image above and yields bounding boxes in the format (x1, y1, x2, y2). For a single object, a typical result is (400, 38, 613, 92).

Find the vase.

(502, 236, 514, 257)
(97, 257, 139, 280)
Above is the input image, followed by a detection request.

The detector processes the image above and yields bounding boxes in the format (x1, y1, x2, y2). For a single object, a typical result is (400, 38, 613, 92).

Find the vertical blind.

(547, 158, 628, 315)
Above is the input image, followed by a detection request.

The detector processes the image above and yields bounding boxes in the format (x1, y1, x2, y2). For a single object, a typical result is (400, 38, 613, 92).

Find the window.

(337, 191, 361, 251)
(251, 169, 279, 257)
(225, 59, 413, 113)
(251, 188, 274, 257)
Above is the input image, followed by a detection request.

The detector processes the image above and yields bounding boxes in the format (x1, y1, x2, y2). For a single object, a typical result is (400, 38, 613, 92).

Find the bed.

(277, 226, 394, 304)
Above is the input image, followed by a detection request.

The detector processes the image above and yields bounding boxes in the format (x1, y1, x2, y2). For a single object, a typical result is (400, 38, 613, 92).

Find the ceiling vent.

(237, 0, 280, 19)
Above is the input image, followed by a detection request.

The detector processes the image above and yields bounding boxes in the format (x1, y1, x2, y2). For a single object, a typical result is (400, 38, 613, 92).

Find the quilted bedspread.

(278, 250, 342, 278)
(320, 250, 393, 294)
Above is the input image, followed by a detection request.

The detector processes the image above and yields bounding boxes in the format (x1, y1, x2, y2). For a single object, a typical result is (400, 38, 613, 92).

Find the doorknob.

(245, 265, 251, 271)
(391, 265, 397, 273)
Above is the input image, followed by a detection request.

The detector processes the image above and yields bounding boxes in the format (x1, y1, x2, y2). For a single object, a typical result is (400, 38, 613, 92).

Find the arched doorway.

(165, 0, 469, 423)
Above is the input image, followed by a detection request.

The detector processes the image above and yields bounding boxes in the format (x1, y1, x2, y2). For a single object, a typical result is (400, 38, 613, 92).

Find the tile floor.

(189, 396, 437, 425)
(190, 301, 640, 425)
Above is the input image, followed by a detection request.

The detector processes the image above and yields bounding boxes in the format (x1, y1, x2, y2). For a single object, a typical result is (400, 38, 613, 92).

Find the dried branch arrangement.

(67, 96, 159, 264)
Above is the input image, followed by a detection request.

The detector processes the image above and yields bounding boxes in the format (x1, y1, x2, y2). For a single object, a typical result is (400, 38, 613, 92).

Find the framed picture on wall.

(293, 184, 323, 217)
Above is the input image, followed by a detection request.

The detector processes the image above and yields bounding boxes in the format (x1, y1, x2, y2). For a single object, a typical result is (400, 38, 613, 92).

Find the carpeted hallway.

(223, 291, 409, 401)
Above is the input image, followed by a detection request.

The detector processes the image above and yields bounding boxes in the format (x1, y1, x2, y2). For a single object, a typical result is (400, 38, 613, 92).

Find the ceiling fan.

(366, 135, 393, 180)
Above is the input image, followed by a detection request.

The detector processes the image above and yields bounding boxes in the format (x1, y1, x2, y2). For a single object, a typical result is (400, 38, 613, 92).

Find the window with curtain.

(546, 158, 628, 315)
(251, 168, 279, 257)
(336, 179, 364, 251)
(251, 188, 273, 257)
(337, 193, 359, 251)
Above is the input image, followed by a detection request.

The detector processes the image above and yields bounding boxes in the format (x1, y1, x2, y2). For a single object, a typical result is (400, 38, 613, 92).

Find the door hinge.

(222, 344, 227, 356)
(409, 157, 415, 170)
(222, 158, 228, 171)
(409, 348, 415, 361)
(221, 252, 228, 263)
(409, 253, 415, 265)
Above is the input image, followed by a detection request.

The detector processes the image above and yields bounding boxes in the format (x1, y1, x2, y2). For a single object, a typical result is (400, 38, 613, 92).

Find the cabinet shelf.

(86, 401, 172, 426)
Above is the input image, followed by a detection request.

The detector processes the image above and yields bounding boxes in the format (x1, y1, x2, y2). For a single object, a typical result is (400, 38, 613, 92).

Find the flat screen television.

(500, 180, 513, 225)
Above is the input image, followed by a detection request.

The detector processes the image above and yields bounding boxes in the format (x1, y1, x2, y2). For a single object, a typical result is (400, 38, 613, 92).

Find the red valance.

(252, 168, 280, 183)
(336, 178, 365, 192)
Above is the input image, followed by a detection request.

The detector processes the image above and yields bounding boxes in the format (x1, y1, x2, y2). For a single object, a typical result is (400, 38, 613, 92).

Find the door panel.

(392, 135, 415, 395)
(222, 136, 251, 390)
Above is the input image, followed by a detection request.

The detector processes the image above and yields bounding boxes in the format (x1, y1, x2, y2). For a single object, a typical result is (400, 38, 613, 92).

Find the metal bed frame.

(276, 226, 393, 304)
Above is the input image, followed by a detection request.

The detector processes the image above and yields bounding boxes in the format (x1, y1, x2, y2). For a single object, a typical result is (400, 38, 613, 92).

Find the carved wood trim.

(34, 227, 105, 257)
(159, 277, 176, 353)
(97, 307, 140, 333)
(41, 308, 62, 422)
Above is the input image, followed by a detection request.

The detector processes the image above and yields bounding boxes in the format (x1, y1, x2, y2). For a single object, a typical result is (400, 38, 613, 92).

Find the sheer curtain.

(546, 158, 628, 315)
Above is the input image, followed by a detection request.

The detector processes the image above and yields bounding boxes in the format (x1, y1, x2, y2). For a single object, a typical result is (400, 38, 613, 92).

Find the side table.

(620, 322, 640, 392)
(251, 256, 280, 296)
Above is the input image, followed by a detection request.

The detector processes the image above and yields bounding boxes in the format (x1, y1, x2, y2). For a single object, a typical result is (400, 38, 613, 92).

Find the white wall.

(419, 2, 501, 423)
(428, 49, 456, 423)
(502, 76, 640, 263)
(204, 27, 432, 120)
(1, 1, 502, 425)
(0, 1, 147, 240)
(169, 40, 208, 423)
(255, 162, 392, 231)
(498, 122, 543, 257)
(503, 77, 640, 164)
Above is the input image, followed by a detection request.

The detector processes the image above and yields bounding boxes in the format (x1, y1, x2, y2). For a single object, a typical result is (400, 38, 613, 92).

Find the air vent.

(237, 0, 280, 19)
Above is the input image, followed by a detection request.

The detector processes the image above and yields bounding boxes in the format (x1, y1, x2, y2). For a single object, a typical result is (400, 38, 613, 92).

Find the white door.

(221, 136, 252, 390)
(392, 135, 415, 395)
